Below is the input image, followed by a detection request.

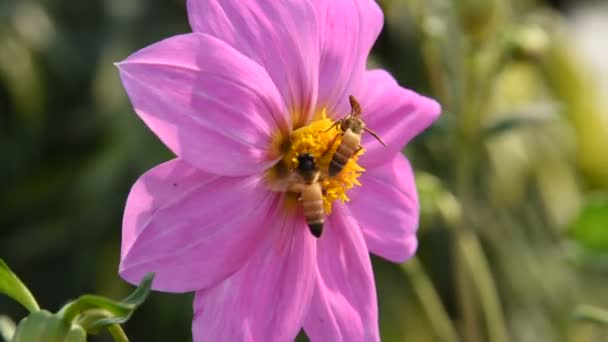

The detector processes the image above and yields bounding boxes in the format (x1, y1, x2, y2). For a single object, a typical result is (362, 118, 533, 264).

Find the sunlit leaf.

(0, 315, 16, 342)
(572, 305, 608, 326)
(568, 195, 608, 254)
(0, 259, 39, 313)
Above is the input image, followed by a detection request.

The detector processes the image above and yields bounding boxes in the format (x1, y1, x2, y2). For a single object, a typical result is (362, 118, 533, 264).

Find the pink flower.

(117, 0, 440, 341)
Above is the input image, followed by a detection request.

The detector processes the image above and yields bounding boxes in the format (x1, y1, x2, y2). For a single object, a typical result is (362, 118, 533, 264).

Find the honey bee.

(326, 95, 386, 177)
(289, 153, 324, 238)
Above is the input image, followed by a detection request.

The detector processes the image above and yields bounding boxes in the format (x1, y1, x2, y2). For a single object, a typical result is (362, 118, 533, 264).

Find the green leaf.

(0, 259, 39, 313)
(6, 274, 153, 342)
(572, 305, 608, 326)
(58, 273, 154, 332)
(11, 310, 82, 342)
(568, 194, 608, 254)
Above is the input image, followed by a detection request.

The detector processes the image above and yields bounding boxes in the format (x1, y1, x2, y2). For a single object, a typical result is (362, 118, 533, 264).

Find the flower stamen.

(267, 110, 365, 214)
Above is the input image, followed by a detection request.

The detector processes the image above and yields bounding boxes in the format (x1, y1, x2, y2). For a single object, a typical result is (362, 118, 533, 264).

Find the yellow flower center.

(266, 110, 365, 214)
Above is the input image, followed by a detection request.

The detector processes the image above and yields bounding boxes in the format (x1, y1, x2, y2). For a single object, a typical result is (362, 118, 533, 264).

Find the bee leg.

(354, 145, 364, 156)
(321, 133, 341, 157)
(323, 120, 341, 133)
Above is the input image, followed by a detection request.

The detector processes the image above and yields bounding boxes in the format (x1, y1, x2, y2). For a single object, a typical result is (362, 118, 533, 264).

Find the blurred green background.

(2, 0, 608, 341)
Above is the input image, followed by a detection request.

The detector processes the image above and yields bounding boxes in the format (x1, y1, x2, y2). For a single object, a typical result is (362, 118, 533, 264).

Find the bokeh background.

(2, 0, 608, 341)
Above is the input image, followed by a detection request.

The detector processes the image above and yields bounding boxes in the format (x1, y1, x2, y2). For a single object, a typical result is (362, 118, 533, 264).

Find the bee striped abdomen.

(303, 199, 324, 229)
(301, 183, 324, 237)
(329, 148, 352, 176)
(303, 199, 324, 215)
(329, 129, 360, 177)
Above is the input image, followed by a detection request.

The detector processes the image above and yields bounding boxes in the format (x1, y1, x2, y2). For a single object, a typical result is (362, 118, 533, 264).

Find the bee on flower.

(117, 0, 441, 341)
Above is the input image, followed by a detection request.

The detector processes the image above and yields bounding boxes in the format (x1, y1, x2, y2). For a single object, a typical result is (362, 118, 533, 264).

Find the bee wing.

(286, 173, 306, 193)
(264, 171, 297, 193)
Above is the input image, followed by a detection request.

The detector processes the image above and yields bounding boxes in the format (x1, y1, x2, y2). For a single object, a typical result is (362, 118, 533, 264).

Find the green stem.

(447, 150, 509, 342)
(457, 230, 509, 342)
(402, 258, 461, 342)
(107, 324, 129, 342)
(450, 153, 481, 342)
(410, 0, 450, 106)
(420, 29, 450, 106)
(454, 236, 480, 342)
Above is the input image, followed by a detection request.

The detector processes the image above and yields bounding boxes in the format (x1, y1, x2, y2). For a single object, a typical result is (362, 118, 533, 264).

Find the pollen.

(269, 110, 365, 214)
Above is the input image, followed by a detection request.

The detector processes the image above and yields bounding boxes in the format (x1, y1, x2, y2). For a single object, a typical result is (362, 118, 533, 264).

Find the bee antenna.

(349, 95, 362, 117)
(363, 127, 387, 147)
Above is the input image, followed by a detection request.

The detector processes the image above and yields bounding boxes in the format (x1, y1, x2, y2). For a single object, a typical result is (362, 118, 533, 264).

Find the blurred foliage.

(573, 305, 608, 327)
(1, 0, 608, 341)
(569, 195, 608, 253)
(568, 194, 608, 268)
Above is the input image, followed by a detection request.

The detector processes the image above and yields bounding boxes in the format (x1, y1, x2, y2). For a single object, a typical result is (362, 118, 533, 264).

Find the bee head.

(341, 116, 364, 134)
(296, 153, 316, 173)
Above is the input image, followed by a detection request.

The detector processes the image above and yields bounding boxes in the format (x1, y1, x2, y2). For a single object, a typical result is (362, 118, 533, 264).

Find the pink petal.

(314, 0, 384, 115)
(348, 154, 419, 263)
(303, 203, 379, 342)
(355, 69, 441, 168)
(117, 33, 288, 176)
(192, 209, 316, 341)
(187, 0, 320, 126)
(120, 159, 278, 293)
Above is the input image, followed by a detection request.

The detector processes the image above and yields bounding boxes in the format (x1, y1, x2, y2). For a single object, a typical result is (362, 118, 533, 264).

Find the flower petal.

(348, 154, 419, 263)
(120, 159, 277, 293)
(355, 69, 441, 168)
(187, 0, 320, 125)
(192, 208, 316, 341)
(303, 203, 379, 342)
(314, 0, 384, 115)
(117, 33, 288, 176)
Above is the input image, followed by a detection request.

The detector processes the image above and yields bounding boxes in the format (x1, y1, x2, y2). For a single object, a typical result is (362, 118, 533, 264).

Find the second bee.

(290, 153, 325, 238)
